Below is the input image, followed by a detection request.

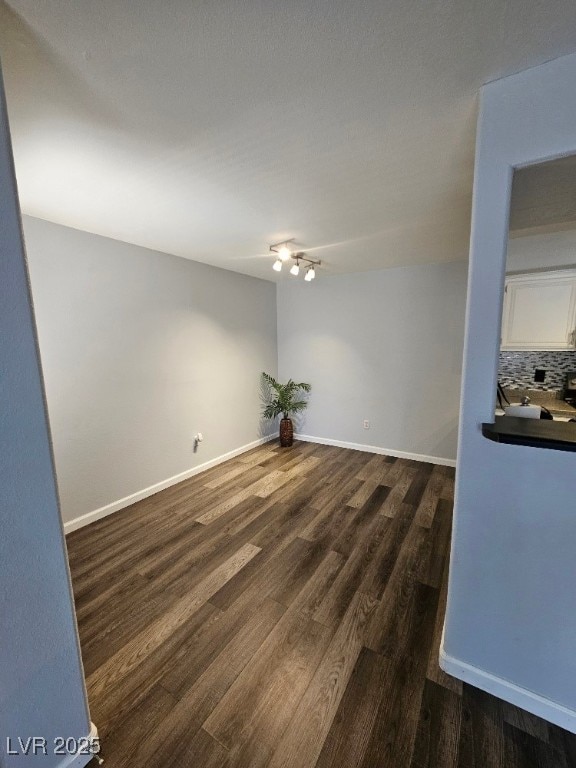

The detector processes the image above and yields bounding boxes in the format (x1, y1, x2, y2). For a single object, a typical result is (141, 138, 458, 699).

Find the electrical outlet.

(363, 419, 370, 429)
(534, 369, 546, 383)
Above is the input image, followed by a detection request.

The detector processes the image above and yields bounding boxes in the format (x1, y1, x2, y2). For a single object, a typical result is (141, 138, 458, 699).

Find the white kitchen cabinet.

(501, 269, 576, 350)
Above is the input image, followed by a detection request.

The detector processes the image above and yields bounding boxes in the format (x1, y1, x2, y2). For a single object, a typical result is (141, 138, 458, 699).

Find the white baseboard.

(294, 433, 456, 467)
(63, 432, 452, 535)
(440, 643, 576, 733)
(63, 435, 276, 534)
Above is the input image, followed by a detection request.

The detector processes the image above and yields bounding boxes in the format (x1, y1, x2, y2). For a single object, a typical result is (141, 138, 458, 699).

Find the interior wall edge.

(0, 63, 92, 768)
(64, 434, 276, 535)
(294, 433, 457, 467)
(445, 49, 576, 719)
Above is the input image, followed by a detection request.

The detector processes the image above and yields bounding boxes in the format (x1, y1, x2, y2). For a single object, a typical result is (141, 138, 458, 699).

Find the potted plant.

(262, 372, 311, 447)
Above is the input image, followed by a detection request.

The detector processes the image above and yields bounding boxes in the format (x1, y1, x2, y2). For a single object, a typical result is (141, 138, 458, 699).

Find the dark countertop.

(483, 416, 576, 452)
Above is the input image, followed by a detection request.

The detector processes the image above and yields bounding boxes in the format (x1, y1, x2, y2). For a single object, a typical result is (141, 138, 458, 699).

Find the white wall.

(0, 72, 92, 767)
(442, 52, 576, 732)
(277, 262, 467, 464)
(23, 216, 277, 529)
(507, 229, 576, 273)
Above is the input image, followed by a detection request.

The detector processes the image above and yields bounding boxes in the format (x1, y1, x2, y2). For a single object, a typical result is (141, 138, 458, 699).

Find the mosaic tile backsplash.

(499, 350, 576, 391)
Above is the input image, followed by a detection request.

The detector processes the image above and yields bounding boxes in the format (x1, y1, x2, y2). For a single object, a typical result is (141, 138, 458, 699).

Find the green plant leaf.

(261, 372, 311, 420)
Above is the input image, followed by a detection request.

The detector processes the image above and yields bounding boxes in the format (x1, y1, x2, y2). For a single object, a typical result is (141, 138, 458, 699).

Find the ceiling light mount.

(269, 239, 296, 262)
(269, 240, 321, 279)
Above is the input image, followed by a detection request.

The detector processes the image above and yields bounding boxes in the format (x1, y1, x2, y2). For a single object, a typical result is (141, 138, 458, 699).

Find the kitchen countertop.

(501, 387, 576, 419)
(483, 416, 576, 452)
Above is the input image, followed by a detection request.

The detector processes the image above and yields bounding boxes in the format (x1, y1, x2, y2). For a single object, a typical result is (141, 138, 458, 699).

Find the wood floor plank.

(196, 459, 316, 524)
(359, 583, 439, 768)
(315, 647, 390, 768)
(237, 443, 278, 464)
(208, 536, 310, 612)
(313, 509, 388, 628)
(204, 463, 254, 489)
(88, 600, 221, 736)
(69, 477, 248, 579)
(358, 502, 415, 601)
(256, 447, 301, 470)
(346, 471, 389, 510)
(410, 679, 462, 768)
(266, 591, 379, 768)
(364, 514, 431, 656)
(269, 536, 334, 609)
(81, 583, 182, 676)
(310, 455, 367, 512)
(252, 468, 296, 499)
(277, 445, 324, 474)
(501, 700, 550, 743)
(133, 496, 271, 584)
(96, 683, 178, 768)
(195, 486, 260, 525)
(548, 726, 576, 767)
(292, 549, 347, 619)
(133, 598, 286, 768)
(76, 570, 157, 628)
(414, 465, 446, 529)
(160, 580, 281, 700)
(204, 608, 333, 768)
(417, 498, 452, 590)
(169, 728, 228, 768)
(299, 490, 362, 543)
(70, 509, 205, 588)
(138, 495, 302, 601)
(441, 478, 455, 502)
(248, 501, 319, 552)
(503, 722, 567, 768)
(379, 467, 417, 519)
(354, 454, 393, 482)
(332, 485, 390, 557)
(86, 543, 261, 704)
(403, 463, 435, 507)
(457, 686, 505, 768)
(64, 441, 575, 768)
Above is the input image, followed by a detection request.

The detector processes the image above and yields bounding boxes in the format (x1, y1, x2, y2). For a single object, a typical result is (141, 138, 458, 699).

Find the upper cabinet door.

(501, 270, 576, 350)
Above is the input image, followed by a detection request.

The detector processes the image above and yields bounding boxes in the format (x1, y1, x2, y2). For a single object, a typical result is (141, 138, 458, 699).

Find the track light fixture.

(269, 239, 294, 264)
(269, 240, 321, 279)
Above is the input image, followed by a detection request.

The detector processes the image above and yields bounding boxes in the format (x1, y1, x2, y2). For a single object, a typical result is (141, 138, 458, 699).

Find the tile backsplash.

(499, 350, 576, 391)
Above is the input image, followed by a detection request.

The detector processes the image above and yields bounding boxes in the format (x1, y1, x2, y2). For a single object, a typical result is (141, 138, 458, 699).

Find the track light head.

(269, 240, 320, 279)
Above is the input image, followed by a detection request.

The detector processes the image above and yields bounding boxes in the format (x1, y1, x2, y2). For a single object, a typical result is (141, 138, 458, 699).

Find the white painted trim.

(63, 436, 276, 534)
(54, 722, 100, 768)
(294, 433, 456, 467)
(439, 642, 576, 734)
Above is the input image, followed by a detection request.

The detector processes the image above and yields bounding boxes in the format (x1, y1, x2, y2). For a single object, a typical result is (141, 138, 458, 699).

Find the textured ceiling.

(2, 1, 576, 281)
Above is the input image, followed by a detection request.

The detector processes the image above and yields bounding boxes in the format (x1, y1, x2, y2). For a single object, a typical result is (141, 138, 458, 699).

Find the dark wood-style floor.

(67, 441, 576, 768)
